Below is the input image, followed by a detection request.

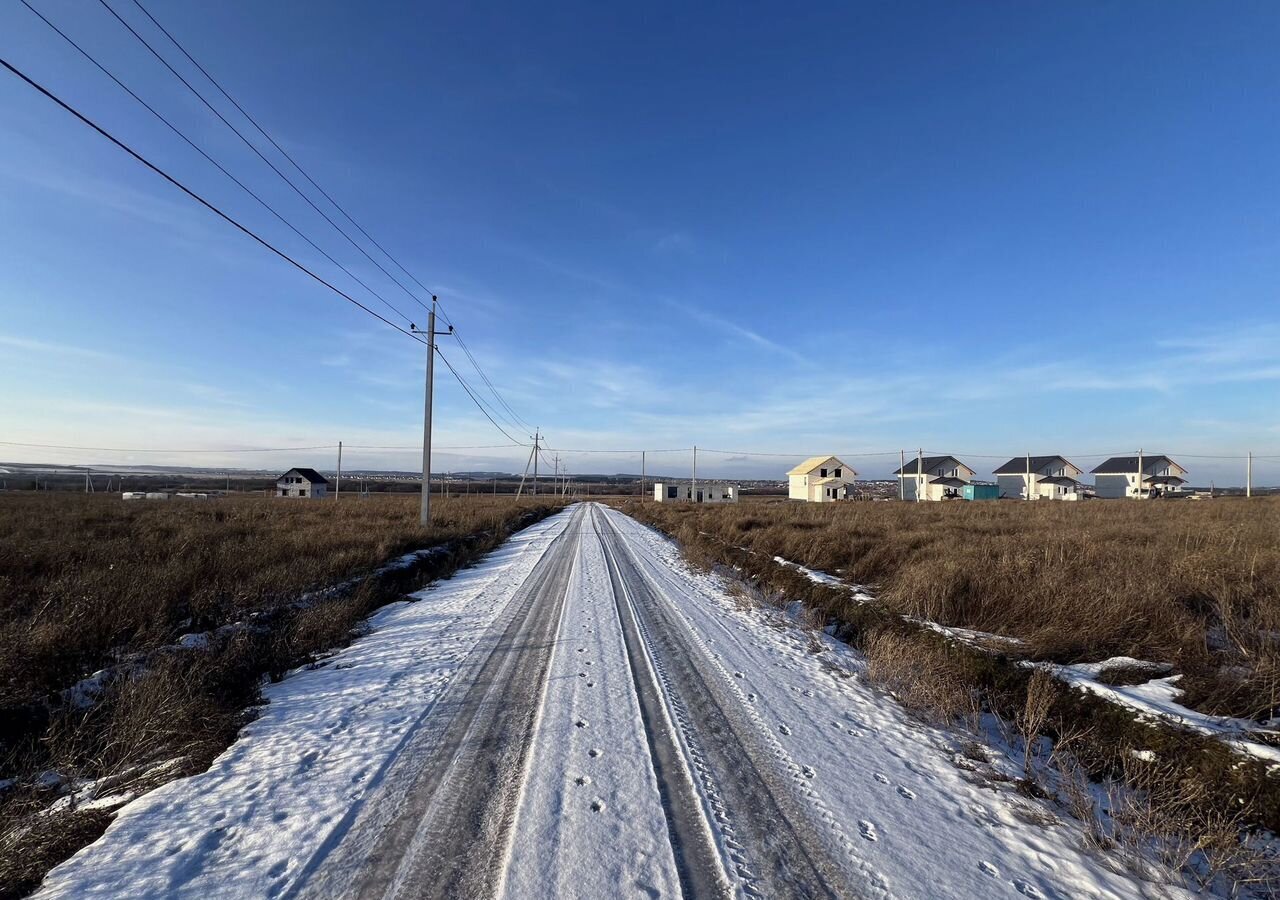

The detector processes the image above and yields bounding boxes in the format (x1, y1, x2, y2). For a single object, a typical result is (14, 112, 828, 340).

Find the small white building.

(653, 482, 739, 503)
(894, 455, 976, 501)
(1091, 455, 1187, 499)
(993, 455, 1084, 501)
(276, 467, 329, 499)
(786, 456, 858, 502)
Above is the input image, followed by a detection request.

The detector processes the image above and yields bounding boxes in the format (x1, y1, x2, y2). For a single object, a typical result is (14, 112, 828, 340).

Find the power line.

(126, 0, 436, 315)
(20, 0, 417, 327)
(0, 55, 425, 343)
(117, 0, 536, 436)
(434, 348, 526, 445)
(95, 0, 432, 316)
(0, 440, 337, 453)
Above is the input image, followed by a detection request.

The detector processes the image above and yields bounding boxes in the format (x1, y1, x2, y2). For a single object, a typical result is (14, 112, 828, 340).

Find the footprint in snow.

(1012, 880, 1044, 898)
(588, 747, 603, 758)
(590, 798, 607, 812)
(575, 719, 589, 729)
(858, 821, 878, 842)
(873, 772, 890, 785)
(733, 671, 744, 678)
(575, 775, 592, 786)
(801, 765, 816, 779)
(978, 861, 999, 878)
(896, 786, 916, 800)
(778, 724, 792, 735)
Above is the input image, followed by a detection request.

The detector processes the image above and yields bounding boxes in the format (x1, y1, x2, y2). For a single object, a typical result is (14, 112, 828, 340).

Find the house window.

(834, 468, 841, 477)
(819, 468, 827, 478)
(667, 486, 677, 499)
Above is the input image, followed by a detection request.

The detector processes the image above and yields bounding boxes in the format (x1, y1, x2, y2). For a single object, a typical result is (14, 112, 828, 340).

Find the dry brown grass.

(0, 492, 566, 897)
(618, 497, 1280, 720)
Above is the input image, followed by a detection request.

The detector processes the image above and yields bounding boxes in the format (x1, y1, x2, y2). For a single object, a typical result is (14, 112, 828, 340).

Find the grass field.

(0, 492, 567, 897)
(619, 496, 1280, 720)
(617, 496, 1280, 886)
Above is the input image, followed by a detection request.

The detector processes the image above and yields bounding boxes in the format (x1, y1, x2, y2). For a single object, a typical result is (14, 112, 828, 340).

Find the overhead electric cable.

(0, 440, 337, 453)
(116, 0, 537, 434)
(0, 56, 425, 343)
(434, 348, 526, 445)
(117, 0, 536, 434)
(95, 0, 432, 314)
(21, 0, 416, 326)
(127, 0, 437, 314)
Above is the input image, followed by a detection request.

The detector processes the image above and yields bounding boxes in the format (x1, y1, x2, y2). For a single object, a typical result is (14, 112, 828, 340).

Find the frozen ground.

(38, 504, 1196, 899)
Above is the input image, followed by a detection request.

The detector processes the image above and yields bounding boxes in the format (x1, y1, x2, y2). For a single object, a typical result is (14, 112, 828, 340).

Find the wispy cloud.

(660, 297, 810, 365)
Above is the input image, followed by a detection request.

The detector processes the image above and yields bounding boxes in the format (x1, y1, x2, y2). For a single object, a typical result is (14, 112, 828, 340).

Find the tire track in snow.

(591, 506, 732, 900)
(291, 505, 585, 900)
(594, 506, 863, 900)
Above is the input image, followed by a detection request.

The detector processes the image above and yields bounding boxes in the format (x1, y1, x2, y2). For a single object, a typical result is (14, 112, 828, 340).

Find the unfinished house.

(276, 467, 329, 499)
(653, 482, 739, 503)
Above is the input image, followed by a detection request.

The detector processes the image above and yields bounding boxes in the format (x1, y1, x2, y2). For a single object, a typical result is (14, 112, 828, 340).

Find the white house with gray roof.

(993, 455, 1084, 501)
(1091, 455, 1187, 499)
(893, 455, 975, 501)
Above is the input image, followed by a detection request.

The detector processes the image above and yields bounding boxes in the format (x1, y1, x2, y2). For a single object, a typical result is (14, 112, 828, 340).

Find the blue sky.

(1, 1, 1278, 484)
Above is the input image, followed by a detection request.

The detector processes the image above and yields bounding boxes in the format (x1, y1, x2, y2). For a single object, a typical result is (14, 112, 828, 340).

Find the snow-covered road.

(37, 504, 1182, 900)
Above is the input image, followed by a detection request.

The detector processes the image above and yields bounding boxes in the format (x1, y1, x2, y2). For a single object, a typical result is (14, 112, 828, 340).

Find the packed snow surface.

(40, 504, 1196, 899)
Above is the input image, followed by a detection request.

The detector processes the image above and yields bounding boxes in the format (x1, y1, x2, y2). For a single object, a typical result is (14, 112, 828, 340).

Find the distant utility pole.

(1136, 448, 1144, 500)
(335, 441, 342, 500)
(642, 450, 646, 500)
(533, 431, 540, 496)
(1025, 451, 1031, 501)
(899, 450, 905, 501)
(1247, 451, 1253, 498)
(692, 445, 698, 503)
(412, 297, 452, 525)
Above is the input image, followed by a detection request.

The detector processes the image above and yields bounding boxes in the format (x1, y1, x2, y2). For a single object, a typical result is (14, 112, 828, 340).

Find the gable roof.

(786, 455, 847, 476)
(280, 467, 328, 484)
(1091, 455, 1184, 476)
(893, 455, 971, 476)
(992, 455, 1080, 475)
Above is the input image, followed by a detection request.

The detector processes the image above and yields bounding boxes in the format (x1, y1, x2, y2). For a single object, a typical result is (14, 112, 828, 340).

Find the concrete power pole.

(533, 431, 540, 496)
(642, 450, 646, 501)
(1025, 451, 1031, 501)
(692, 445, 698, 503)
(413, 297, 452, 525)
(335, 441, 342, 500)
(1247, 451, 1252, 498)
(899, 450, 905, 501)
(1136, 448, 1143, 501)
(916, 448, 924, 503)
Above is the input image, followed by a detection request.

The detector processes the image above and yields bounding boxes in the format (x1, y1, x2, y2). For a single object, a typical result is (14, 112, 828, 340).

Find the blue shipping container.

(963, 483, 1000, 501)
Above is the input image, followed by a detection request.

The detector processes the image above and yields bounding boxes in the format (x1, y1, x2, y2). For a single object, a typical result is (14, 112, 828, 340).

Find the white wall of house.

(276, 474, 327, 499)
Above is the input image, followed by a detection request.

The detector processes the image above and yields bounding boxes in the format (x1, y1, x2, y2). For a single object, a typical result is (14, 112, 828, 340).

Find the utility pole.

(1136, 448, 1143, 500)
(1247, 451, 1252, 498)
(692, 445, 698, 503)
(533, 431, 540, 496)
(642, 450, 646, 501)
(899, 450, 905, 501)
(1025, 451, 1031, 501)
(916, 448, 924, 503)
(412, 297, 452, 525)
(335, 441, 342, 500)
